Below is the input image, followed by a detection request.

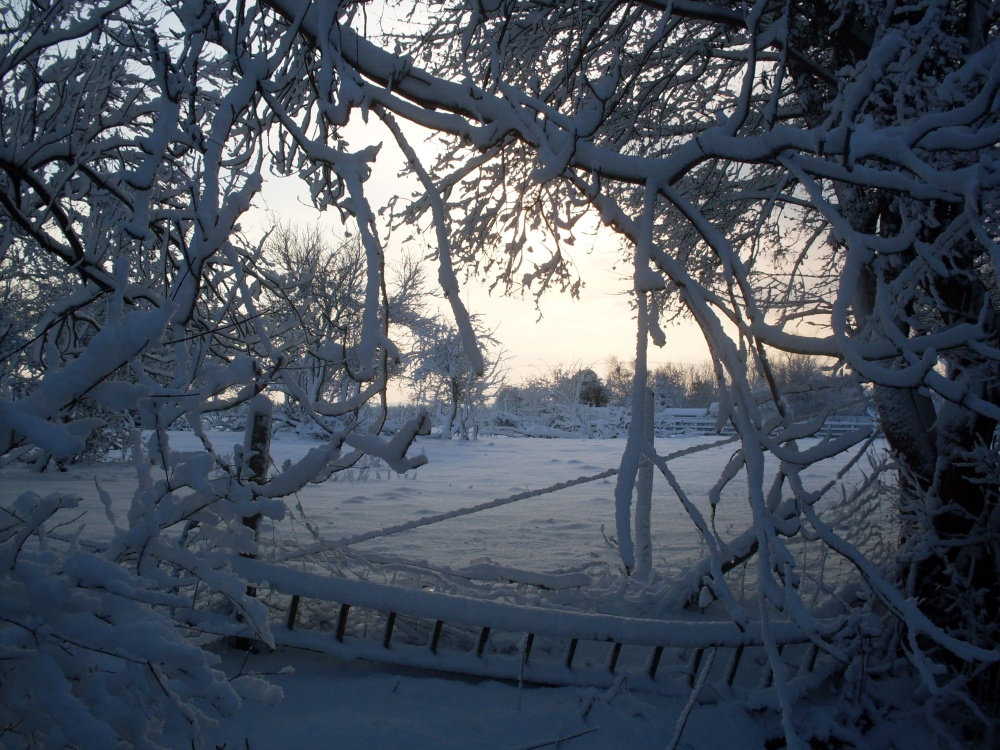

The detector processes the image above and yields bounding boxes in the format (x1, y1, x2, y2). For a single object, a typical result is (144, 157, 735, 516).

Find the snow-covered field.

(7, 432, 924, 750)
(12, 432, 881, 575)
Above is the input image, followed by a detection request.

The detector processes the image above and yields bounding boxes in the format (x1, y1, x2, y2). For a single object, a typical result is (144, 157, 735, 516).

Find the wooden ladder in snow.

(231, 558, 841, 696)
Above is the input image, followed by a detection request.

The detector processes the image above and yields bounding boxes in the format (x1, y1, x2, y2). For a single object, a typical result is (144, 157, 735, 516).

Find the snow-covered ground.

(12, 432, 881, 575)
(200, 645, 765, 750)
(7, 432, 924, 749)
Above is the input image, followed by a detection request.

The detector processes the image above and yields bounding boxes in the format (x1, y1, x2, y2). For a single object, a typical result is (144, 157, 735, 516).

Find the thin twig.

(667, 648, 717, 750)
(513, 727, 600, 750)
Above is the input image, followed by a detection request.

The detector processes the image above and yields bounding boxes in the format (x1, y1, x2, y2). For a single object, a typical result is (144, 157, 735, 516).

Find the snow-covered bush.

(1, 394, 434, 747)
(0, 3, 435, 745)
(490, 365, 625, 438)
(0, 486, 277, 748)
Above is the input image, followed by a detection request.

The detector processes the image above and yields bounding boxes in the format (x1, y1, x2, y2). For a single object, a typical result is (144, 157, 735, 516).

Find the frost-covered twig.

(666, 648, 717, 750)
(513, 727, 600, 750)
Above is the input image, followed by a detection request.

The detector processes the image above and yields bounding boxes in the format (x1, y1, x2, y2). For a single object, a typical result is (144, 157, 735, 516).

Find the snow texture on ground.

(7, 432, 913, 749)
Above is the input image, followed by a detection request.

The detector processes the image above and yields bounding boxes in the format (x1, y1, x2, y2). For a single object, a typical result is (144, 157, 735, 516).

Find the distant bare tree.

(257, 222, 431, 433)
(407, 316, 503, 439)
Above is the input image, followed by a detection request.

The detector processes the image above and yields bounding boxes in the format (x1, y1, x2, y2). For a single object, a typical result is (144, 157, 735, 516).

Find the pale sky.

(452, 244, 711, 382)
(248, 117, 710, 396)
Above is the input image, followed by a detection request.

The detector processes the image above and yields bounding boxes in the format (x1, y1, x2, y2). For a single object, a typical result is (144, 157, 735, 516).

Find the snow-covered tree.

(604, 356, 634, 407)
(492, 364, 627, 437)
(2, 0, 998, 742)
(255, 0, 999, 733)
(575, 367, 610, 407)
(407, 316, 503, 438)
(261, 223, 368, 416)
(256, 222, 431, 433)
(0, 2, 430, 742)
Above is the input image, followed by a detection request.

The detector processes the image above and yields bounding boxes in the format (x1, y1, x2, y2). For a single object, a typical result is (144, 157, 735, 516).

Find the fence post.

(242, 394, 273, 575)
(229, 395, 272, 651)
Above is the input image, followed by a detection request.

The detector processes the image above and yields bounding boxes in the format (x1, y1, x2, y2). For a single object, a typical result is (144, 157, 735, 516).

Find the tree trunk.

(854, 203, 1000, 707)
(633, 388, 655, 582)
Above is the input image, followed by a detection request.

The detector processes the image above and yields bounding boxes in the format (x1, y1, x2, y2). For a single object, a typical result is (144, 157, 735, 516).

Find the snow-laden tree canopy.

(2, 0, 999, 744)
(264, 0, 1000, 705)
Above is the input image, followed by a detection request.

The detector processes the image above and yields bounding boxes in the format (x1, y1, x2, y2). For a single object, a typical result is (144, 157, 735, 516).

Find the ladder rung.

(608, 642, 622, 674)
(383, 612, 397, 649)
(565, 638, 579, 669)
(647, 645, 664, 679)
(430, 620, 444, 654)
(523, 633, 535, 663)
(335, 603, 351, 643)
(476, 626, 491, 657)
(286, 595, 301, 631)
(688, 648, 704, 687)
(724, 644, 745, 686)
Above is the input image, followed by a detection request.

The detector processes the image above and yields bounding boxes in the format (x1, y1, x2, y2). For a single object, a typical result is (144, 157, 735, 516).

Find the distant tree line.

(497, 354, 862, 416)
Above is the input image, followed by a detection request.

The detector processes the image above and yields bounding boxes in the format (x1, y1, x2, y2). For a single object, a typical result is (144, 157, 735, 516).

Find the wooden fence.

(229, 557, 849, 697)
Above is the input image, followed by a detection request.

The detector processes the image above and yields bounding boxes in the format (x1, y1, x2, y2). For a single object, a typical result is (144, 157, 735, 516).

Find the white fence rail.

(486, 410, 874, 440)
(229, 558, 851, 696)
